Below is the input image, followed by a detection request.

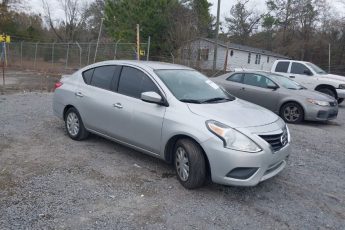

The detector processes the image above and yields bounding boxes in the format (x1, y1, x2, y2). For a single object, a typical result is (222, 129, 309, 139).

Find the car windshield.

(155, 69, 235, 103)
(269, 74, 305, 90)
(305, 62, 327, 75)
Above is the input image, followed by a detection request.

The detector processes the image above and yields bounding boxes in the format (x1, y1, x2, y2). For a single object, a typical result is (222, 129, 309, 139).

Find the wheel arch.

(164, 134, 211, 178)
(63, 104, 76, 120)
(315, 84, 338, 98)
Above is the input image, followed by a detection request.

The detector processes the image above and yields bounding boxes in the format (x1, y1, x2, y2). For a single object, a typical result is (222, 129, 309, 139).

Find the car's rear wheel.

(337, 98, 344, 104)
(174, 139, 206, 189)
(280, 102, 304, 124)
(65, 107, 89, 140)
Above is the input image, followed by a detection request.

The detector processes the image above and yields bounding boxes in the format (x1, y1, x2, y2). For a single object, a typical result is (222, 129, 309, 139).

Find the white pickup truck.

(271, 60, 345, 104)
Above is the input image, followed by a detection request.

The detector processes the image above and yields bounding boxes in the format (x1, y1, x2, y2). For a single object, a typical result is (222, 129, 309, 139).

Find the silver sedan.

(53, 61, 290, 189)
(213, 71, 338, 123)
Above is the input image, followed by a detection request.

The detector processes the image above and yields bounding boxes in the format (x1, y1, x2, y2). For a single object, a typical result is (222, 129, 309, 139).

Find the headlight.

(206, 120, 261, 153)
(339, 84, 345, 89)
(307, 98, 330, 106)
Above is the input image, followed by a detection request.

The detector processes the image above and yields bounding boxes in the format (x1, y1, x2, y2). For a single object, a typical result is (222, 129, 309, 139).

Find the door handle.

(75, 92, 84, 97)
(289, 76, 295, 78)
(113, 103, 123, 109)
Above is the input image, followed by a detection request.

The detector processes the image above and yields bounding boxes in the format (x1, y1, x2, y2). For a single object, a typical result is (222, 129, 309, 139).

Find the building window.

(198, 48, 209, 61)
(267, 56, 270, 63)
(248, 53, 251, 64)
(255, 54, 261, 65)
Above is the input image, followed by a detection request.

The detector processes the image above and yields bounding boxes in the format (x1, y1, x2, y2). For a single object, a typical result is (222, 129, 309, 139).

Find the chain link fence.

(6, 42, 151, 74)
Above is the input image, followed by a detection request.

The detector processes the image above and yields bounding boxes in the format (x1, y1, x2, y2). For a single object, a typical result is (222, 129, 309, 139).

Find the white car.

(271, 60, 345, 104)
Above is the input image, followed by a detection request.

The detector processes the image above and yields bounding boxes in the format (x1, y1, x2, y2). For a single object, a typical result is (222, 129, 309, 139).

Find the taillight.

(54, 82, 63, 90)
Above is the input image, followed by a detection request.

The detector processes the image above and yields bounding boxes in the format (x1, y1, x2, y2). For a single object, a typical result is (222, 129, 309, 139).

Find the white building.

(179, 38, 289, 71)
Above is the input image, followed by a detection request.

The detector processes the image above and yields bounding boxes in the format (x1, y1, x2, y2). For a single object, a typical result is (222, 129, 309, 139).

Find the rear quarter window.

(275, 61, 290, 73)
(82, 68, 94, 84)
(226, 73, 243, 83)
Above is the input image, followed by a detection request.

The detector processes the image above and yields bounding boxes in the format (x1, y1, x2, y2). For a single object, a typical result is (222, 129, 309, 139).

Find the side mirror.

(141, 91, 163, 104)
(303, 69, 313, 76)
(267, 85, 279, 90)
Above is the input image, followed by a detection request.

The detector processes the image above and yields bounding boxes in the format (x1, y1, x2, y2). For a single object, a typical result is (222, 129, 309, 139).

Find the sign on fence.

(0, 34, 11, 43)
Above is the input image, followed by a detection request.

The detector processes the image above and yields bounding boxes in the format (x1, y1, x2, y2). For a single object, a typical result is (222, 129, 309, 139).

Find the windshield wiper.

(201, 97, 232, 103)
(180, 99, 203, 104)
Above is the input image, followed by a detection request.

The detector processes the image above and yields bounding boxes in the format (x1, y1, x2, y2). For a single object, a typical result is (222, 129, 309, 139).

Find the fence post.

(34, 42, 39, 69)
(65, 43, 70, 69)
(114, 39, 122, 60)
(87, 43, 91, 65)
(52, 42, 55, 68)
(171, 52, 175, 64)
(20, 41, 23, 67)
(76, 42, 82, 68)
(146, 36, 150, 61)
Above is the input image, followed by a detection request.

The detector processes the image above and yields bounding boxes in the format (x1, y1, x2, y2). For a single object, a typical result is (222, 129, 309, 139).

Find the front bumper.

(336, 88, 345, 98)
(202, 132, 290, 187)
(304, 104, 338, 121)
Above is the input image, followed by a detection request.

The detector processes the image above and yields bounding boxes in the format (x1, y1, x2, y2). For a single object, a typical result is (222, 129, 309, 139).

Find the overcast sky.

(30, 0, 343, 23)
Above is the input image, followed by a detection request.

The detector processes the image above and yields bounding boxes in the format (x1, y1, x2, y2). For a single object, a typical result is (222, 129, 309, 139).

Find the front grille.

(259, 128, 288, 152)
(329, 101, 337, 107)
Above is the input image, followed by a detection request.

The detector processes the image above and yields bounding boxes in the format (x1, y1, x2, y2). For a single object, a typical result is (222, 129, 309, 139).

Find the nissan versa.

(53, 61, 291, 189)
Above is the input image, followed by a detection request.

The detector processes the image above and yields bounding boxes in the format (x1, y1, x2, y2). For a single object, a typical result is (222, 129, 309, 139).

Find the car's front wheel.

(174, 139, 206, 189)
(280, 102, 304, 124)
(65, 107, 89, 140)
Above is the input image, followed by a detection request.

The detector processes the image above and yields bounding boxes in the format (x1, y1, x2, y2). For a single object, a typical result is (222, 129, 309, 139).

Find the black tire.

(337, 98, 344, 104)
(174, 139, 206, 189)
(65, 107, 89, 141)
(280, 102, 304, 124)
(317, 88, 336, 98)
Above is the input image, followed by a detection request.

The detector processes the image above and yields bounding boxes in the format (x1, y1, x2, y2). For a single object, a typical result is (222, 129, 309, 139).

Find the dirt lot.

(1, 91, 345, 229)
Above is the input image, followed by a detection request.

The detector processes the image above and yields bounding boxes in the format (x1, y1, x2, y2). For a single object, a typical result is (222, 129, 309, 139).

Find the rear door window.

(275, 61, 290, 73)
(226, 73, 243, 83)
(243, 73, 276, 88)
(90, 65, 119, 90)
(291, 63, 311, 75)
(118, 66, 160, 99)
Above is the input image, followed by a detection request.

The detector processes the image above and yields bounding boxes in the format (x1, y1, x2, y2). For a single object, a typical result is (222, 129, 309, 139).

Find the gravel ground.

(0, 92, 344, 229)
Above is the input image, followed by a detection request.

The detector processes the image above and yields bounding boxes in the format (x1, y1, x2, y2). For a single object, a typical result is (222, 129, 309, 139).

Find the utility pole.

(213, 0, 221, 71)
(146, 36, 151, 61)
(224, 41, 229, 71)
(136, 24, 140, 60)
(94, 18, 105, 63)
(328, 43, 331, 73)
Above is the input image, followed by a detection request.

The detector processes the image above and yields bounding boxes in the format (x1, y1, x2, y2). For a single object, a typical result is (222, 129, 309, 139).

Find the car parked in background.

(213, 71, 338, 123)
(53, 61, 290, 189)
(271, 60, 345, 104)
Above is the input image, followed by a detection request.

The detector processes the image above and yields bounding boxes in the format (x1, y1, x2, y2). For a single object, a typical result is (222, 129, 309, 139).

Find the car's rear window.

(275, 62, 290, 73)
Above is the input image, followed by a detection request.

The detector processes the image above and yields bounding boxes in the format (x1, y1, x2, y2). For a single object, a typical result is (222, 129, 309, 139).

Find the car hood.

(187, 99, 279, 128)
(320, 74, 345, 83)
(291, 89, 335, 101)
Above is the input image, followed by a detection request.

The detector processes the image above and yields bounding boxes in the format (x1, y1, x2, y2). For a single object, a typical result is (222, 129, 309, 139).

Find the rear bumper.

(336, 89, 345, 98)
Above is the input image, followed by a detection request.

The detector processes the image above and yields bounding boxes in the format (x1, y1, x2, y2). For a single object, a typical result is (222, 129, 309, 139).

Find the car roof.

(89, 60, 193, 71)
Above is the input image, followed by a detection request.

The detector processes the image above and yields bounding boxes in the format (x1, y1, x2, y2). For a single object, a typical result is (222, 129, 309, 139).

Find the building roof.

(198, 38, 289, 59)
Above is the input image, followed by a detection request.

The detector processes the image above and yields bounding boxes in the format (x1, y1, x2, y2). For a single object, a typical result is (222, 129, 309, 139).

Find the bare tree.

(42, 0, 87, 42)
